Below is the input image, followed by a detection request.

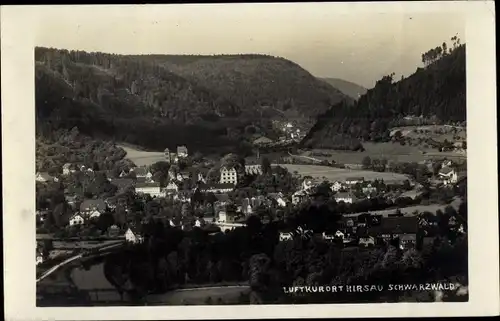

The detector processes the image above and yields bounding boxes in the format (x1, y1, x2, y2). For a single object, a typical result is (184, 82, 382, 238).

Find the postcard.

(1, 1, 498, 319)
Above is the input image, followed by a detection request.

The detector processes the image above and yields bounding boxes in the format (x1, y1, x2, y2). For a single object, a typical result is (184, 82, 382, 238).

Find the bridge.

(37, 241, 125, 283)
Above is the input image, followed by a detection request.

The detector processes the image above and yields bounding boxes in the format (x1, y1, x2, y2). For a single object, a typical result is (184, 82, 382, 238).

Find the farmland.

(302, 141, 466, 164)
(344, 197, 463, 218)
(273, 163, 411, 183)
(118, 144, 166, 167)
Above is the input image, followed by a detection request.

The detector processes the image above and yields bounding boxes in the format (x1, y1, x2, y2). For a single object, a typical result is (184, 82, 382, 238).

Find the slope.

(320, 78, 368, 100)
(35, 48, 351, 155)
(303, 42, 466, 150)
(132, 54, 352, 126)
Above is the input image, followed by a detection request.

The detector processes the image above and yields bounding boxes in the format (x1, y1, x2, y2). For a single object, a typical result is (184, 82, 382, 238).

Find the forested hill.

(35, 47, 349, 154)
(320, 78, 368, 100)
(302, 41, 466, 150)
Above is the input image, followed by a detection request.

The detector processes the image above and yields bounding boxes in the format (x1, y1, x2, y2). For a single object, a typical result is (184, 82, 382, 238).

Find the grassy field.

(344, 197, 463, 217)
(274, 163, 411, 182)
(118, 144, 166, 167)
(305, 141, 466, 164)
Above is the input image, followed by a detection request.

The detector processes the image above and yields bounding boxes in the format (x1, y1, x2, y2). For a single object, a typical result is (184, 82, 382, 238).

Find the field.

(118, 144, 166, 167)
(303, 141, 466, 164)
(344, 197, 463, 217)
(274, 163, 411, 183)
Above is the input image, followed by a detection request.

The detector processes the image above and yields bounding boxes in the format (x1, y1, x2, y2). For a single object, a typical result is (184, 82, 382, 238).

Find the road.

(36, 241, 124, 283)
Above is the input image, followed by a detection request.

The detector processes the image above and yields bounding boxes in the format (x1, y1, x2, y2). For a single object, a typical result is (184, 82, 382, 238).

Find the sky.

(33, 3, 465, 89)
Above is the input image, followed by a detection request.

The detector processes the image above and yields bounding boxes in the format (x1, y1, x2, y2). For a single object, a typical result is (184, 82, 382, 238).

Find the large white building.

(220, 166, 238, 185)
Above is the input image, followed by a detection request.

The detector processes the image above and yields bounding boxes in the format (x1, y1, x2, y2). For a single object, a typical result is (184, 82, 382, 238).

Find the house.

(80, 199, 107, 215)
(441, 159, 453, 168)
(218, 210, 231, 223)
(322, 231, 337, 241)
(69, 213, 85, 226)
(250, 196, 266, 208)
(438, 167, 458, 185)
(292, 191, 307, 205)
(165, 181, 180, 193)
(62, 163, 76, 176)
(334, 192, 357, 204)
(241, 198, 253, 215)
(331, 181, 343, 192)
(36, 249, 44, 265)
(268, 193, 287, 207)
(368, 216, 418, 248)
(220, 166, 238, 185)
(279, 232, 293, 241)
(358, 236, 376, 247)
(135, 182, 164, 198)
(168, 167, 178, 180)
(245, 164, 263, 176)
(125, 226, 144, 244)
(302, 178, 316, 191)
(194, 218, 206, 228)
(362, 184, 377, 194)
(344, 177, 364, 185)
(119, 169, 130, 178)
(253, 136, 273, 146)
(177, 146, 188, 158)
(36, 172, 57, 183)
(131, 166, 153, 180)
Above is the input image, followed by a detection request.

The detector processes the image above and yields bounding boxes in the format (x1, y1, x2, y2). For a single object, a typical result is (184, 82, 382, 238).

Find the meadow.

(118, 144, 166, 167)
(304, 141, 466, 164)
(274, 163, 411, 183)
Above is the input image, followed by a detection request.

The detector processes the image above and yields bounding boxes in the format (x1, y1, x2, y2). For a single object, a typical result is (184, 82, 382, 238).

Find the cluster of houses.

(163, 145, 189, 164)
(278, 210, 465, 250)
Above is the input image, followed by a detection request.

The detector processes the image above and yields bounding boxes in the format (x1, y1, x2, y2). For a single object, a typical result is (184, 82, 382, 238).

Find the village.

(35, 140, 467, 269)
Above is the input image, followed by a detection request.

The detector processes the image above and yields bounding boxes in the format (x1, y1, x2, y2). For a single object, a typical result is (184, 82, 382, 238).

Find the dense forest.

(35, 48, 349, 154)
(303, 38, 466, 150)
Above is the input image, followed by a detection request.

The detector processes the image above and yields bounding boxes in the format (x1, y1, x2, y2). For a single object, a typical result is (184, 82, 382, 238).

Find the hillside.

(302, 41, 466, 151)
(320, 78, 368, 100)
(35, 48, 350, 156)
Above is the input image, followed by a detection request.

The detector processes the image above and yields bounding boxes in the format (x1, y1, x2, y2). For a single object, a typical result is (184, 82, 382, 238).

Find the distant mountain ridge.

(35, 48, 351, 154)
(320, 78, 368, 100)
(303, 42, 466, 150)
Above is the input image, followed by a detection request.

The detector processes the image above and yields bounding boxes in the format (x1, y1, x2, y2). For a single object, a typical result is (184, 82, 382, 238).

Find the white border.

(1, 2, 498, 320)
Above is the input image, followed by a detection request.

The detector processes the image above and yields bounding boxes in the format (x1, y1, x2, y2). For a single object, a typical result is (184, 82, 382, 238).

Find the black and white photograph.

(2, 2, 498, 319)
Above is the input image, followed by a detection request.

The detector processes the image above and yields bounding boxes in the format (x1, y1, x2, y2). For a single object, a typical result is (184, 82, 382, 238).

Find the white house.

(220, 166, 238, 185)
(36, 250, 44, 265)
(331, 181, 343, 192)
(302, 178, 315, 191)
(279, 232, 293, 241)
(69, 213, 85, 226)
(80, 199, 107, 216)
(268, 193, 287, 207)
(88, 210, 102, 219)
(362, 184, 377, 194)
(438, 167, 458, 185)
(125, 227, 144, 244)
(165, 181, 179, 193)
(335, 192, 356, 204)
(292, 191, 306, 205)
(36, 172, 57, 183)
(359, 236, 375, 247)
(135, 182, 164, 198)
(334, 230, 345, 239)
